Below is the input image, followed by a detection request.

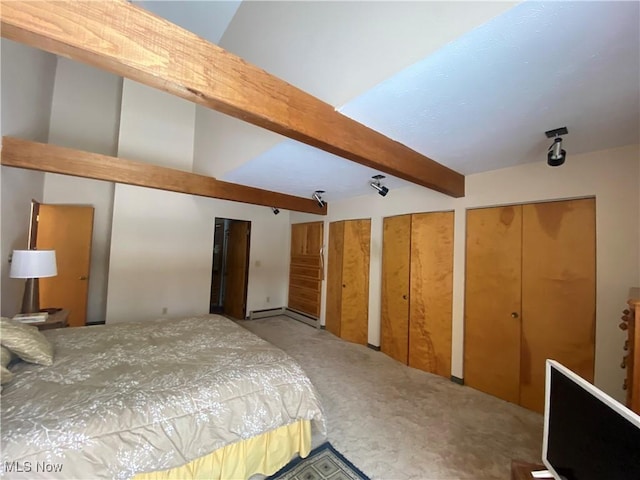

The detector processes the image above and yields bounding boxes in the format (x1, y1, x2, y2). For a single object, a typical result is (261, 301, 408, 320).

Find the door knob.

(511, 312, 519, 319)
(342, 284, 346, 288)
(79, 276, 88, 280)
(402, 295, 408, 300)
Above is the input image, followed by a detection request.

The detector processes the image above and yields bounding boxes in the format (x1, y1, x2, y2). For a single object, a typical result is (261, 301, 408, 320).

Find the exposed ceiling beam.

(0, 137, 327, 215)
(0, 0, 465, 198)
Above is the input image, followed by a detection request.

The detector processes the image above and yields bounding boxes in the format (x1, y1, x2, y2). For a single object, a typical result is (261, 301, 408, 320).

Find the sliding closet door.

(381, 215, 411, 363)
(520, 198, 596, 412)
(464, 206, 523, 404)
(325, 221, 344, 337)
(409, 211, 454, 377)
(340, 219, 371, 346)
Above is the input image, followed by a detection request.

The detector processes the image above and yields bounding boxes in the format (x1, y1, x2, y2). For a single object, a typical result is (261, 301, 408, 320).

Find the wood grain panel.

(289, 286, 321, 303)
(325, 222, 344, 337)
(288, 297, 322, 317)
(0, 1, 464, 197)
(288, 222, 324, 317)
(290, 255, 321, 268)
(464, 206, 522, 403)
(37, 205, 94, 327)
(409, 212, 454, 377)
(289, 276, 321, 291)
(381, 215, 411, 364)
(340, 219, 371, 346)
(1, 137, 326, 215)
(290, 265, 322, 279)
(521, 198, 596, 412)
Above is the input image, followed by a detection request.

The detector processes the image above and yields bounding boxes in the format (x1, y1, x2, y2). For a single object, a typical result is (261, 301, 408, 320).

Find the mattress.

(0, 314, 325, 479)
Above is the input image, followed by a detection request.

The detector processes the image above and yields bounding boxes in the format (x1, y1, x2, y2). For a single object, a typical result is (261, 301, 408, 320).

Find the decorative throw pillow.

(0, 317, 54, 366)
(1, 345, 14, 384)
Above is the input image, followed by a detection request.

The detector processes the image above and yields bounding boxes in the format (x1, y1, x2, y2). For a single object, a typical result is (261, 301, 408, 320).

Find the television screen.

(543, 360, 640, 480)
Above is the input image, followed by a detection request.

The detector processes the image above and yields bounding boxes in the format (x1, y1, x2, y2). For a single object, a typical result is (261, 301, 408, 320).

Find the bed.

(0, 314, 326, 479)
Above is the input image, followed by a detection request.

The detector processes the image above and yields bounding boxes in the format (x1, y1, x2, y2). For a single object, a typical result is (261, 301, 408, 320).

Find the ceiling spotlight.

(370, 174, 389, 197)
(545, 126, 568, 167)
(312, 190, 326, 208)
(271, 207, 280, 215)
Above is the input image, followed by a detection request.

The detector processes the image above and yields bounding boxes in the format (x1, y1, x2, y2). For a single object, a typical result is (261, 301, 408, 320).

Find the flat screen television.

(543, 360, 640, 480)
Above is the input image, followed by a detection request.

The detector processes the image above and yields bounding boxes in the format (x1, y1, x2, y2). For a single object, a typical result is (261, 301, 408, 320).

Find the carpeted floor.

(240, 316, 543, 480)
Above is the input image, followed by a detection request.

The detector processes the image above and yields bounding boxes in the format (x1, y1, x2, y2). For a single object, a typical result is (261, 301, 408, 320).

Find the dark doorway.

(210, 218, 251, 319)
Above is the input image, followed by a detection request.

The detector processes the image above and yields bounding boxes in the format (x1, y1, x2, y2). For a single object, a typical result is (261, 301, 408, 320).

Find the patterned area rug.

(268, 442, 370, 480)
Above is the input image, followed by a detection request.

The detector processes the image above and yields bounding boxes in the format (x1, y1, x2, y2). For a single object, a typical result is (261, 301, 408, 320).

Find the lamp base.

(20, 278, 40, 314)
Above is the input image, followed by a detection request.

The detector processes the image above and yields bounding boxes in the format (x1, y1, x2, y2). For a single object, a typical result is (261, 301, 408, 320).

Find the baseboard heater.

(248, 307, 285, 320)
(283, 307, 320, 329)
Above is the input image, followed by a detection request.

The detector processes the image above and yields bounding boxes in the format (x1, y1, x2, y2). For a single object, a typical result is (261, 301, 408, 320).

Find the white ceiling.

(135, 1, 640, 201)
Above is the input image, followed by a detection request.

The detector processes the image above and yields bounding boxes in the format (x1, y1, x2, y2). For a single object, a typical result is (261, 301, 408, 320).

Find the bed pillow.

(1, 345, 14, 384)
(0, 317, 54, 366)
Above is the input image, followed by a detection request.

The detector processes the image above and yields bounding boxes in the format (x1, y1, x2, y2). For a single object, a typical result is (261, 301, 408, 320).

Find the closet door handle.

(402, 295, 408, 300)
(511, 312, 519, 319)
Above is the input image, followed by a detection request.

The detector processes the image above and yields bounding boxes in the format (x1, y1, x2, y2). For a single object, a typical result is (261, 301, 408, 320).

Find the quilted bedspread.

(1, 315, 325, 479)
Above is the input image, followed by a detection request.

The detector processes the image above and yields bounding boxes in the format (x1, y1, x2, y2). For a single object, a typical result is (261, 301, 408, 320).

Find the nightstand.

(36, 309, 70, 331)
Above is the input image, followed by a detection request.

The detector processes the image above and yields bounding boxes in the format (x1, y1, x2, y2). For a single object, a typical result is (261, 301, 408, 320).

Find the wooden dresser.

(621, 288, 640, 413)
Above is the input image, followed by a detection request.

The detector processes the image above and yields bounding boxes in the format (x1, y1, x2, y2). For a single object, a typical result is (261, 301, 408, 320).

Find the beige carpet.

(239, 315, 543, 480)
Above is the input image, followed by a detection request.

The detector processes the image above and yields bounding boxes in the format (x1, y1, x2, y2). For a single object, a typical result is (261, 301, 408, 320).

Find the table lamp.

(10, 249, 57, 314)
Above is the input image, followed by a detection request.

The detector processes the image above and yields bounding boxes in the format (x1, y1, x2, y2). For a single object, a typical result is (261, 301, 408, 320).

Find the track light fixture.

(271, 207, 280, 215)
(312, 190, 326, 208)
(545, 126, 568, 167)
(370, 174, 389, 197)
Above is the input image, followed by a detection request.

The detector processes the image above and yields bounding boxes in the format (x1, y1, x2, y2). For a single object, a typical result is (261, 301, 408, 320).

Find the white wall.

(0, 40, 57, 316)
(45, 58, 122, 324)
(106, 81, 289, 323)
(293, 144, 640, 402)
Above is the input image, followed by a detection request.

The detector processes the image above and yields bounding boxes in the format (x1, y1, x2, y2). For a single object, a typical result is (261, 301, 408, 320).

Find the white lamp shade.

(10, 250, 57, 278)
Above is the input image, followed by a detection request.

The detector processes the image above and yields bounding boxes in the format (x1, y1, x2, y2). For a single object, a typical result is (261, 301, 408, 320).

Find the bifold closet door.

(409, 212, 454, 377)
(464, 205, 523, 404)
(520, 198, 596, 412)
(325, 219, 371, 345)
(381, 215, 411, 364)
(325, 221, 344, 337)
(340, 219, 371, 345)
(464, 199, 596, 412)
(380, 212, 454, 378)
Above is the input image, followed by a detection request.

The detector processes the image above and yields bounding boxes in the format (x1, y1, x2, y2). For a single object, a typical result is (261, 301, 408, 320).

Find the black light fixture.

(312, 190, 326, 208)
(545, 126, 568, 167)
(271, 207, 280, 215)
(370, 174, 389, 197)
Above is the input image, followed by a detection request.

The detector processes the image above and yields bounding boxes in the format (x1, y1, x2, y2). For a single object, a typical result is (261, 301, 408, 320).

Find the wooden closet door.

(340, 219, 371, 346)
(325, 221, 344, 337)
(289, 222, 323, 317)
(464, 206, 522, 403)
(381, 215, 411, 363)
(409, 211, 454, 377)
(520, 198, 596, 412)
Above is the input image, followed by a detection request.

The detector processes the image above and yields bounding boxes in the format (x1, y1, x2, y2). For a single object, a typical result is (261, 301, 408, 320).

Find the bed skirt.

(133, 419, 311, 480)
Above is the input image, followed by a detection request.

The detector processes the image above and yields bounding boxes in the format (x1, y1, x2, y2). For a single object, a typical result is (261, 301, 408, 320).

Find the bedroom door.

(326, 219, 371, 345)
(464, 198, 596, 412)
(288, 221, 324, 318)
(223, 220, 251, 320)
(36, 204, 94, 327)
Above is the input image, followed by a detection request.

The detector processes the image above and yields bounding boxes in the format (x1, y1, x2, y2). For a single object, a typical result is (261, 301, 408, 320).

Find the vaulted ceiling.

(135, 1, 639, 201)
